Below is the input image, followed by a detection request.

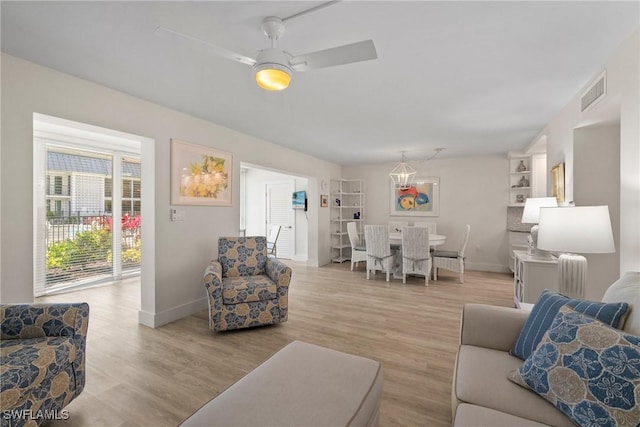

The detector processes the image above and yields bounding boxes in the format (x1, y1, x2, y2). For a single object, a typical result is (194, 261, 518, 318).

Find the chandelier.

(389, 151, 416, 188)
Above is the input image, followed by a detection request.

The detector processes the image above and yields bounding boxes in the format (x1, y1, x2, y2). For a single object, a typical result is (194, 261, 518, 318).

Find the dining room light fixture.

(537, 205, 615, 299)
(389, 151, 416, 188)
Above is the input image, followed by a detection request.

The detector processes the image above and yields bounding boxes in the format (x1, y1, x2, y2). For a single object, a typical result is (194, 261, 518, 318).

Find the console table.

(513, 250, 558, 307)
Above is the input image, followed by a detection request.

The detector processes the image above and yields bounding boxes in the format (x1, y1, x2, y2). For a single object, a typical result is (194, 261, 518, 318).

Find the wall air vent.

(580, 71, 606, 112)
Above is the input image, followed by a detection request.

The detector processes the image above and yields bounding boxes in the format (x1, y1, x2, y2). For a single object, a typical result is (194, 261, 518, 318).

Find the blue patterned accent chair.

(0, 303, 90, 427)
(203, 236, 292, 332)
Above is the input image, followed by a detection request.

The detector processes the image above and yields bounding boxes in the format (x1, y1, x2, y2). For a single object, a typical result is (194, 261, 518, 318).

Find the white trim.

(138, 297, 208, 328)
(112, 152, 123, 278)
(33, 138, 47, 296)
(139, 138, 155, 326)
(34, 113, 145, 154)
(465, 262, 510, 273)
(32, 114, 155, 318)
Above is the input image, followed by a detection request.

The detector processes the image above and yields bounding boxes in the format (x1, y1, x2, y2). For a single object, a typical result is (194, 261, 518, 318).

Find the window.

(121, 180, 142, 213)
(104, 178, 112, 198)
(36, 145, 141, 293)
(54, 176, 63, 195)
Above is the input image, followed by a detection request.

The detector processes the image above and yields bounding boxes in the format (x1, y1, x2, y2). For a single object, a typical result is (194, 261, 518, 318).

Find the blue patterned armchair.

(0, 303, 89, 427)
(203, 236, 292, 332)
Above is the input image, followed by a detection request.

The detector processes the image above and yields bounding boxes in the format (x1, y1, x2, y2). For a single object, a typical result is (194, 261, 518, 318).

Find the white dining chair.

(401, 226, 432, 286)
(266, 225, 281, 258)
(364, 225, 396, 282)
(413, 221, 437, 234)
(388, 221, 408, 234)
(347, 222, 367, 271)
(433, 224, 471, 283)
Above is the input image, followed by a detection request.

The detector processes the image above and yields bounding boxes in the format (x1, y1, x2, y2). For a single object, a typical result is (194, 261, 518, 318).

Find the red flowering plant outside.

(46, 213, 142, 278)
(84, 213, 141, 232)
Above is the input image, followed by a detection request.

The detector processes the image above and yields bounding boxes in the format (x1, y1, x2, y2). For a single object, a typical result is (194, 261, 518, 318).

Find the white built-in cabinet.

(507, 153, 548, 271)
(331, 179, 365, 263)
(508, 156, 533, 207)
(508, 153, 547, 206)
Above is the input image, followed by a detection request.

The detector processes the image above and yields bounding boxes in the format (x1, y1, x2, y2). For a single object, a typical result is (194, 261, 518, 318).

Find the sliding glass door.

(34, 141, 141, 295)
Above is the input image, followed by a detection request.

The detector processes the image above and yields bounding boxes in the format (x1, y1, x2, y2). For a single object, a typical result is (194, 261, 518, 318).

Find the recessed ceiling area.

(2, 1, 638, 165)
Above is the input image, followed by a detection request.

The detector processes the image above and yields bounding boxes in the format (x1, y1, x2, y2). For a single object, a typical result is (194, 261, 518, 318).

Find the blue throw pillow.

(511, 290, 629, 360)
(508, 306, 640, 427)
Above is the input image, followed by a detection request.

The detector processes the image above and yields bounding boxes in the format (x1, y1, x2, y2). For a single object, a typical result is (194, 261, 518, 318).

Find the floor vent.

(581, 71, 606, 112)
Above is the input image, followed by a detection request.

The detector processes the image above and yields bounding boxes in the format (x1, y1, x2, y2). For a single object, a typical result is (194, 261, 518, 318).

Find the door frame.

(239, 163, 309, 262)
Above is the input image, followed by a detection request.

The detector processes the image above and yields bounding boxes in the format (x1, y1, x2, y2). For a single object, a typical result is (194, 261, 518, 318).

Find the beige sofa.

(451, 272, 640, 426)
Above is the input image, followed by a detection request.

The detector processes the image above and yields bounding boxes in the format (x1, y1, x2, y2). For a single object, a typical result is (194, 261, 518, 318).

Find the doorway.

(266, 181, 294, 259)
(240, 164, 308, 261)
(33, 114, 153, 297)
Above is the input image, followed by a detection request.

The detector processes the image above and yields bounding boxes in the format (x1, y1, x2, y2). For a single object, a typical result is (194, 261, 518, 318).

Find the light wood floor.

(40, 262, 514, 427)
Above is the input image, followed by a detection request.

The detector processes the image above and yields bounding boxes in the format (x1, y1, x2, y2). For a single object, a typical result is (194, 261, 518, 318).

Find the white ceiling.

(2, 1, 638, 165)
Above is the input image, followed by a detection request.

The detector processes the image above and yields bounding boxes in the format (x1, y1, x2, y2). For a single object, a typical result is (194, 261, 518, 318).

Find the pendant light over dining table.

(389, 151, 416, 188)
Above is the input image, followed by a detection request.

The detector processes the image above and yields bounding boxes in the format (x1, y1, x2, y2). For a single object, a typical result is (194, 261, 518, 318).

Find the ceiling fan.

(155, 3, 377, 91)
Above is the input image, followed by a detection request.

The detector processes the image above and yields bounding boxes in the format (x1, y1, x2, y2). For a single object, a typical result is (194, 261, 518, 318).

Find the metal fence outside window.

(45, 211, 141, 287)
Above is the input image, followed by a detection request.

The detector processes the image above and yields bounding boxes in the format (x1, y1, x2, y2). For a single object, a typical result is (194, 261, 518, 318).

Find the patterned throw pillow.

(508, 305, 640, 427)
(511, 290, 629, 360)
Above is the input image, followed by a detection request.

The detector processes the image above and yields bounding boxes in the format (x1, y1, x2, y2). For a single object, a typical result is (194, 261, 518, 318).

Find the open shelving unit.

(509, 156, 532, 207)
(330, 179, 365, 263)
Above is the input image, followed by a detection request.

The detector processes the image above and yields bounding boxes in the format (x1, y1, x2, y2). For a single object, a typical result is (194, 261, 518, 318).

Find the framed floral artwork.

(389, 177, 439, 217)
(551, 162, 565, 203)
(171, 139, 233, 206)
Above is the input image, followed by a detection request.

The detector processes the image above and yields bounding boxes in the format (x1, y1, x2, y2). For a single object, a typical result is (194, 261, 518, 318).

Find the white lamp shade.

(521, 197, 558, 224)
(537, 205, 615, 254)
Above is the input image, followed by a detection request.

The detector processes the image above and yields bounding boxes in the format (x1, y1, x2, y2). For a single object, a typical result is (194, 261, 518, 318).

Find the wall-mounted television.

(292, 190, 307, 210)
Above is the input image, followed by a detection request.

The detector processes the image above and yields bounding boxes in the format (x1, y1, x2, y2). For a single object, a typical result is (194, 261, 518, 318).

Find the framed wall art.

(320, 194, 329, 208)
(171, 139, 233, 206)
(550, 162, 565, 203)
(389, 177, 440, 217)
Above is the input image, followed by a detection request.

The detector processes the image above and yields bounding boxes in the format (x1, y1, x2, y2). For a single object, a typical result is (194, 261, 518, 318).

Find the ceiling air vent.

(581, 71, 606, 112)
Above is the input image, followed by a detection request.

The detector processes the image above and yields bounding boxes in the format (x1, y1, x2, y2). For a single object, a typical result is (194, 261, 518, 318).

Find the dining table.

(389, 233, 446, 247)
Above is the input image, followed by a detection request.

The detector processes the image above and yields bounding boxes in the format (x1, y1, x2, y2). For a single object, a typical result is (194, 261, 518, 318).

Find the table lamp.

(537, 205, 615, 299)
(521, 197, 558, 257)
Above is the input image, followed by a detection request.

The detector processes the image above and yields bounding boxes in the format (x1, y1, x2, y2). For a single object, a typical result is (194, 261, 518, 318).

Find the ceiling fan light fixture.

(253, 48, 293, 91)
(255, 64, 291, 91)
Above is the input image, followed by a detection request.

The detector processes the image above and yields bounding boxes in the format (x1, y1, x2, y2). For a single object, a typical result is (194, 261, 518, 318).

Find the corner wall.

(530, 28, 640, 277)
(574, 124, 621, 299)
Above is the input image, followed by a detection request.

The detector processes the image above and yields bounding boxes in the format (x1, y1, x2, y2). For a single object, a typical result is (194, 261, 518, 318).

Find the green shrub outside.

(46, 229, 140, 270)
(121, 239, 142, 264)
(46, 239, 76, 269)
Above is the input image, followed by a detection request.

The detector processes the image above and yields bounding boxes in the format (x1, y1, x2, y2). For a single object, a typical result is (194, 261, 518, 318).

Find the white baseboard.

(465, 262, 511, 274)
(136, 261, 510, 329)
(138, 297, 207, 328)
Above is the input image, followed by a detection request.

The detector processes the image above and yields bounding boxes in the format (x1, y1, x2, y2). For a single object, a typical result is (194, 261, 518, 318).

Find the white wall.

(343, 155, 511, 272)
(530, 28, 640, 276)
(574, 124, 620, 300)
(294, 178, 309, 260)
(0, 54, 340, 326)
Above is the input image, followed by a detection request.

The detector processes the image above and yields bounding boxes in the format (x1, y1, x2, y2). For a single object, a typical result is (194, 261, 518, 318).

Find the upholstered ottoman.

(181, 341, 383, 427)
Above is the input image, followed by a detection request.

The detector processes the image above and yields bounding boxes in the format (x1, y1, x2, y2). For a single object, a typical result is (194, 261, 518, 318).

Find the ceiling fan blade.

(155, 26, 256, 66)
(289, 39, 377, 71)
